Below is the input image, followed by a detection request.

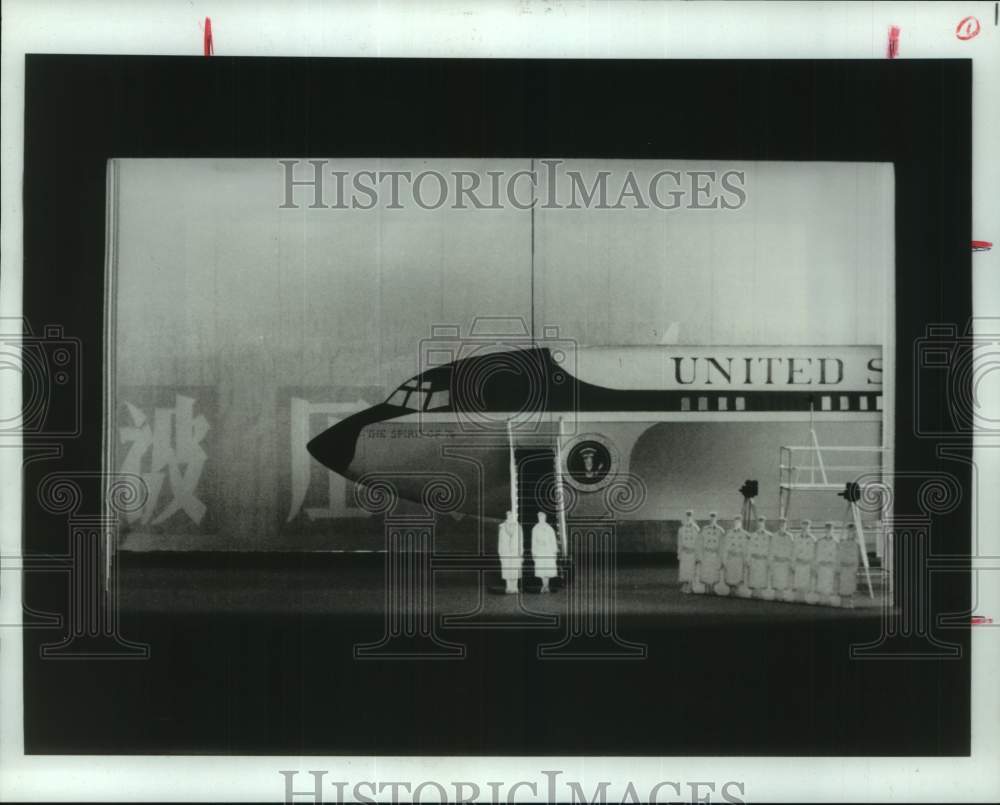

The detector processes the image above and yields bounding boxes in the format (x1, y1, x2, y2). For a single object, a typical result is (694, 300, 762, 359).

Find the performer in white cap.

(694, 511, 724, 595)
(837, 523, 861, 607)
(676, 510, 701, 594)
(531, 511, 559, 593)
(766, 517, 795, 602)
(720, 516, 750, 597)
(497, 510, 523, 595)
(815, 522, 840, 606)
(747, 517, 771, 597)
(793, 520, 819, 604)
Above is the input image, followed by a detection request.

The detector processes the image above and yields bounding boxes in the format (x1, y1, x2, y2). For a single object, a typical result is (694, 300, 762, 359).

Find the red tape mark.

(203, 17, 214, 56)
(972, 240, 993, 252)
(970, 616, 994, 625)
(887, 25, 900, 59)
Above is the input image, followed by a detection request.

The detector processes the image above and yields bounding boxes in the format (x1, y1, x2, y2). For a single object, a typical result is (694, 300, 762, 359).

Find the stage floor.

(22, 553, 942, 757)
(118, 553, 886, 623)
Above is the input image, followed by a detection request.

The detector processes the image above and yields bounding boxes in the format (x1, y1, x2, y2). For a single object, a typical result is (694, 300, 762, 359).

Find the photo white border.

(2, 1, 998, 801)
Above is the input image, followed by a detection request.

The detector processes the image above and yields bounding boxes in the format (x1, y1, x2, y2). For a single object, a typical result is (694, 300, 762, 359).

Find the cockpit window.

(427, 390, 450, 410)
(386, 377, 449, 410)
(386, 388, 409, 407)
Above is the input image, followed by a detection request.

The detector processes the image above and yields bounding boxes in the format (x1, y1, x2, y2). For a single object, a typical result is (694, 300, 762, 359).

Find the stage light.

(838, 481, 861, 503)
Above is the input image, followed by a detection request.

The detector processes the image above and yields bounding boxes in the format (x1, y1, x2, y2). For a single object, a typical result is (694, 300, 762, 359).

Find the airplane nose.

(306, 403, 406, 478)
(307, 416, 362, 477)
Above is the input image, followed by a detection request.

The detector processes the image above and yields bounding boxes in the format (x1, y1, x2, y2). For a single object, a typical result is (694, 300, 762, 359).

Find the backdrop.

(113, 158, 892, 550)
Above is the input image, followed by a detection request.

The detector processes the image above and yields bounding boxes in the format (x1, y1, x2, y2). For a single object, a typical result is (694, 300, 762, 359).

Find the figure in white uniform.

(815, 522, 840, 606)
(766, 518, 795, 602)
(676, 510, 701, 593)
(694, 511, 724, 594)
(837, 523, 861, 607)
(497, 510, 523, 594)
(747, 517, 771, 597)
(719, 516, 750, 597)
(792, 519, 818, 603)
(531, 511, 559, 593)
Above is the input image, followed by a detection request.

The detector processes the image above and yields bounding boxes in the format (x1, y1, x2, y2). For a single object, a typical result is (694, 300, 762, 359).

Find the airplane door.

(515, 446, 558, 576)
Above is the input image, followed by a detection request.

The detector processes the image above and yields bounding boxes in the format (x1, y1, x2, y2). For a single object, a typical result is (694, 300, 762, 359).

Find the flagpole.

(555, 417, 569, 558)
(508, 419, 518, 518)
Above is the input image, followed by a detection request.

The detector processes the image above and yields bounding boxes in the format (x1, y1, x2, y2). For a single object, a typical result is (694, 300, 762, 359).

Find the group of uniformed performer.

(498, 510, 559, 594)
(676, 511, 861, 607)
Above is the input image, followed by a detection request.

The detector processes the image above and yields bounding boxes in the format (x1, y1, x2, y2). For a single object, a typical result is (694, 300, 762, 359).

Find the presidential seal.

(563, 434, 617, 491)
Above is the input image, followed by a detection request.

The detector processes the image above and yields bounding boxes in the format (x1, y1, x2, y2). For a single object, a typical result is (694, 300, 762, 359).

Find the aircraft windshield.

(386, 388, 409, 407)
(385, 378, 450, 410)
(427, 390, 449, 410)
